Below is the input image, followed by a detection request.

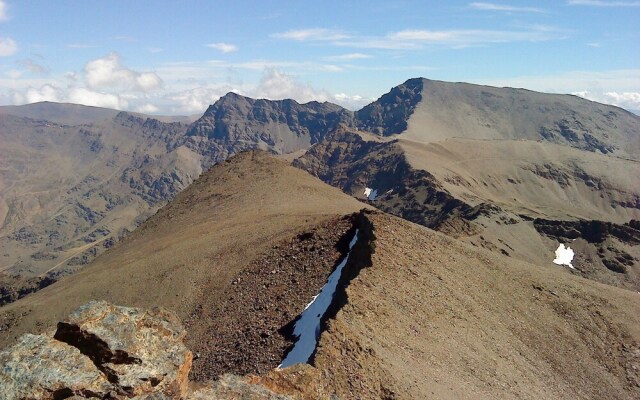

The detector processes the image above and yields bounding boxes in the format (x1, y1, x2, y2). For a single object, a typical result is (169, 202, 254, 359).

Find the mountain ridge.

(1, 77, 639, 300)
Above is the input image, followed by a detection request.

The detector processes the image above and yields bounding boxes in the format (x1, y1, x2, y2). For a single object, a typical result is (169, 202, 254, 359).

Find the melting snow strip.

(279, 229, 359, 368)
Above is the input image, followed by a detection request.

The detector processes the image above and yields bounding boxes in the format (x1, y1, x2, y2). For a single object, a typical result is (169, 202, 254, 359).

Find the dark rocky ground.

(185, 216, 354, 381)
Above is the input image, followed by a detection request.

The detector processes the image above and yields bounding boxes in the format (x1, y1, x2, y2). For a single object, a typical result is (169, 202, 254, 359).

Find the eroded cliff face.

(184, 93, 354, 167)
(293, 129, 471, 230)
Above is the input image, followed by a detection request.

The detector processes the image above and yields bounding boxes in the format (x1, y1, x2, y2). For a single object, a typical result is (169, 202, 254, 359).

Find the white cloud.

(68, 87, 127, 109)
(333, 92, 375, 110)
(84, 52, 162, 92)
(135, 103, 159, 114)
(574, 91, 640, 112)
(568, 0, 640, 6)
(469, 2, 546, 12)
(274, 26, 566, 50)
(0, 37, 17, 56)
(324, 53, 372, 61)
(25, 84, 61, 103)
(252, 69, 333, 103)
(387, 27, 564, 45)
(0, 0, 8, 21)
(135, 72, 163, 91)
(272, 28, 350, 41)
(148, 47, 164, 53)
(205, 42, 238, 53)
(167, 86, 233, 114)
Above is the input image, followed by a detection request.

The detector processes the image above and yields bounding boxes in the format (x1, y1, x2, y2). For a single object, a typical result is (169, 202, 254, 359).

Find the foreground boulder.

(0, 333, 113, 399)
(0, 301, 294, 400)
(1, 301, 192, 399)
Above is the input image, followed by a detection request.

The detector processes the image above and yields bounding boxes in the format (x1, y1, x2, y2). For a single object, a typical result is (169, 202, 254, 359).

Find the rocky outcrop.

(0, 333, 113, 399)
(294, 129, 472, 229)
(0, 301, 300, 400)
(1, 301, 192, 399)
(355, 78, 423, 136)
(534, 218, 640, 275)
(0, 274, 57, 306)
(184, 93, 354, 167)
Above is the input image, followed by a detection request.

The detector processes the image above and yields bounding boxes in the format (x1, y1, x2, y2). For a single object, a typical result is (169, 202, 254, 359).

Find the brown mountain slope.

(295, 129, 640, 290)
(293, 212, 640, 399)
(0, 112, 195, 287)
(360, 78, 640, 160)
(0, 151, 366, 365)
(0, 102, 121, 125)
(0, 96, 353, 292)
(0, 152, 638, 399)
(298, 77, 640, 291)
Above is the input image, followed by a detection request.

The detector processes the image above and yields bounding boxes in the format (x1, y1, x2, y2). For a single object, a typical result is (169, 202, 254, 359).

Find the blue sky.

(0, 0, 638, 114)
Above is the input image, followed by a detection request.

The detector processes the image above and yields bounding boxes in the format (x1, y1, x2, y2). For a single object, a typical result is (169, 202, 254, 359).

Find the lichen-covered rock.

(0, 301, 297, 399)
(54, 300, 192, 398)
(0, 333, 113, 400)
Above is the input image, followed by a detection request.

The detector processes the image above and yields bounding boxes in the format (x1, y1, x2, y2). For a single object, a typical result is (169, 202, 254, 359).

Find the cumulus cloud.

(84, 52, 162, 92)
(167, 86, 234, 114)
(252, 69, 332, 103)
(135, 103, 159, 114)
(25, 84, 61, 103)
(333, 92, 375, 110)
(205, 42, 238, 53)
(68, 87, 127, 109)
(573, 90, 640, 112)
(16, 84, 127, 109)
(0, 37, 17, 56)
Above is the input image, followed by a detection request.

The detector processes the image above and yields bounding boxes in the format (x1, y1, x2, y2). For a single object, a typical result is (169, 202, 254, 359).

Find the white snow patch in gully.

(553, 243, 575, 269)
(363, 187, 378, 201)
(279, 229, 359, 368)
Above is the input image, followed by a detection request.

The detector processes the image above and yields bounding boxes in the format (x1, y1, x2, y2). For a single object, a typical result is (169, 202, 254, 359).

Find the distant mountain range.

(1, 78, 638, 303)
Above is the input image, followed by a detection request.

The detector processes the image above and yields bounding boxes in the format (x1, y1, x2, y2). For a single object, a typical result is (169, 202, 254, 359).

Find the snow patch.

(363, 187, 378, 201)
(279, 229, 359, 368)
(553, 243, 575, 269)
